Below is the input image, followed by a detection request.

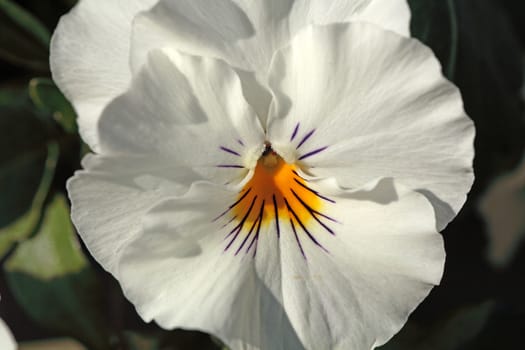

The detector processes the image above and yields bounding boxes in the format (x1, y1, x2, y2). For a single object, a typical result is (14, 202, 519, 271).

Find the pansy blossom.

(61, 17, 474, 350)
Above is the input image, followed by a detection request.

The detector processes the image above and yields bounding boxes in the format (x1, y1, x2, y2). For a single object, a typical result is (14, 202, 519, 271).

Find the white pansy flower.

(62, 22, 475, 350)
(53, 1, 475, 350)
(51, 0, 410, 152)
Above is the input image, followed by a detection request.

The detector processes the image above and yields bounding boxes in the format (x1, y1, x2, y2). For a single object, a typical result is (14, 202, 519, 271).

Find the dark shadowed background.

(0, 0, 524, 349)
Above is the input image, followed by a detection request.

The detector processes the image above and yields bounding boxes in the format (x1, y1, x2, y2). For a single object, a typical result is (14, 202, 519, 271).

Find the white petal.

(118, 175, 442, 349)
(50, 0, 158, 151)
(98, 49, 265, 184)
(354, 0, 411, 37)
(266, 178, 444, 349)
(67, 153, 197, 277)
(267, 23, 475, 230)
(118, 182, 304, 350)
(0, 318, 16, 350)
(130, 0, 410, 119)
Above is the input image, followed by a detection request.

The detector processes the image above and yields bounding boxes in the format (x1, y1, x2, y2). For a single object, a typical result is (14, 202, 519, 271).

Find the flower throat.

(234, 144, 321, 227)
(221, 143, 336, 257)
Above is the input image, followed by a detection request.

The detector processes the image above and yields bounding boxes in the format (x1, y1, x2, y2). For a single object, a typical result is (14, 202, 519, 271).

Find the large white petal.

(98, 49, 265, 184)
(268, 178, 444, 349)
(50, 0, 158, 151)
(118, 182, 305, 350)
(130, 0, 410, 120)
(68, 153, 198, 277)
(267, 23, 475, 230)
(118, 176, 442, 349)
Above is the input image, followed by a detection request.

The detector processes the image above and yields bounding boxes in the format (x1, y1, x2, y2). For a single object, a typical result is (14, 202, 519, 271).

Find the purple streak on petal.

(289, 217, 306, 260)
(272, 194, 280, 238)
(213, 209, 230, 223)
(312, 210, 339, 224)
(220, 146, 241, 157)
(285, 198, 329, 253)
(247, 200, 265, 257)
(238, 139, 245, 146)
(290, 123, 300, 141)
(235, 212, 261, 256)
(293, 178, 336, 204)
(217, 165, 244, 168)
(224, 227, 241, 250)
(296, 129, 315, 149)
(298, 146, 328, 161)
(221, 216, 237, 228)
(291, 189, 336, 235)
(251, 217, 263, 258)
(224, 195, 257, 247)
(213, 188, 252, 222)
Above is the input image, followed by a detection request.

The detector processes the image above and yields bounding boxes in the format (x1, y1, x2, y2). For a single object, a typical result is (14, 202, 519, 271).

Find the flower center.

(218, 142, 337, 257)
(233, 145, 320, 228)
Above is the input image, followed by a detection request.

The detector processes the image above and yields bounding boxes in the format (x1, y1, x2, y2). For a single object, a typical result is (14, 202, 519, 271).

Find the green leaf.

(0, 142, 58, 258)
(0, 0, 49, 71)
(29, 78, 78, 134)
(0, 102, 51, 228)
(4, 195, 111, 350)
(5, 195, 85, 277)
(408, 0, 458, 79)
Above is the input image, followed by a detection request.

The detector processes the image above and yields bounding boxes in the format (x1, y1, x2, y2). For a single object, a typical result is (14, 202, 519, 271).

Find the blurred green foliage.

(0, 99, 50, 228)
(5, 195, 111, 350)
(0, 142, 57, 258)
(0, 0, 524, 349)
(0, 0, 50, 72)
(29, 78, 77, 134)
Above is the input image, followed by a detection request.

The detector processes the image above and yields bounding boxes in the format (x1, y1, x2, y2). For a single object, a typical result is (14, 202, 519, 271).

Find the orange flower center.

(233, 150, 321, 227)
(221, 145, 335, 257)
